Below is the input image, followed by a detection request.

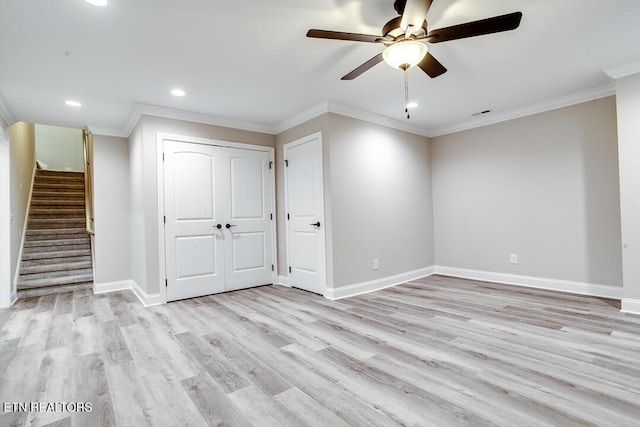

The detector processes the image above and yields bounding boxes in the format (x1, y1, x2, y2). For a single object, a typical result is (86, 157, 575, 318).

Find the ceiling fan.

(306, 0, 523, 81)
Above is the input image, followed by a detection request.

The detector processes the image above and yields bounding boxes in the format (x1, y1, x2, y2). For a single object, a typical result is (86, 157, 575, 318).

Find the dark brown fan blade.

(426, 12, 522, 44)
(307, 29, 381, 43)
(418, 52, 447, 78)
(400, 0, 433, 34)
(341, 53, 384, 80)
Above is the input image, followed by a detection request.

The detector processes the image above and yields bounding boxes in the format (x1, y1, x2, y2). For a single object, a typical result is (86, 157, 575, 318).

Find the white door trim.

(0, 127, 12, 307)
(156, 133, 277, 304)
(283, 132, 327, 296)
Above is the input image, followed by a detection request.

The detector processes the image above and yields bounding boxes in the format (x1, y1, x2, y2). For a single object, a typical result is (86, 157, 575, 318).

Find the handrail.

(82, 129, 95, 235)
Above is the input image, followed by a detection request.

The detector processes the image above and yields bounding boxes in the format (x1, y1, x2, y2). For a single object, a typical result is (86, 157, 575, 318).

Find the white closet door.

(164, 141, 225, 301)
(285, 135, 326, 295)
(223, 148, 274, 291)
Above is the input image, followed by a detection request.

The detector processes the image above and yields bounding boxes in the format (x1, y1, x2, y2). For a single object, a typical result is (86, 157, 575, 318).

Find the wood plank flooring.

(1, 275, 639, 426)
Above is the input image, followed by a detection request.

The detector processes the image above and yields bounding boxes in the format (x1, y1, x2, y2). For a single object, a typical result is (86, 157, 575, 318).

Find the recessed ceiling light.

(85, 0, 108, 6)
(406, 102, 418, 109)
(65, 100, 82, 107)
(171, 89, 186, 97)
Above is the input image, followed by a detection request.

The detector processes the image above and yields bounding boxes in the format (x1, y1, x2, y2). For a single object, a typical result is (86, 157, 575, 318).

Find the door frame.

(283, 132, 327, 296)
(156, 133, 277, 304)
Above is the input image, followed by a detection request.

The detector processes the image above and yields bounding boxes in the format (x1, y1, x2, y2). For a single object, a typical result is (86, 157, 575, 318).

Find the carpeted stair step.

(33, 182, 85, 191)
(17, 282, 93, 298)
(23, 242, 90, 254)
(17, 272, 94, 290)
(21, 255, 92, 267)
(32, 190, 84, 199)
(32, 192, 84, 200)
(30, 199, 86, 208)
(19, 260, 93, 275)
(28, 218, 86, 229)
(35, 173, 84, 182)
(22, 248, 91, 261)
(26, 227, 88, 240)
(36, 170, 84, 178)
(24, 237, 89, 248)
(29, 207, 85, 217)
(20, 267, 94, 282)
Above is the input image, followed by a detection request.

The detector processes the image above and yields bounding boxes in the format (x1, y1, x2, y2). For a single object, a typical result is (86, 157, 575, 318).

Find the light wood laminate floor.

(1, 275, 639, 426)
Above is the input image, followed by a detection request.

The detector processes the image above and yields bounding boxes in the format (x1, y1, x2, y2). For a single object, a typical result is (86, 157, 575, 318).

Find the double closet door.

(163, 139, 274, 302)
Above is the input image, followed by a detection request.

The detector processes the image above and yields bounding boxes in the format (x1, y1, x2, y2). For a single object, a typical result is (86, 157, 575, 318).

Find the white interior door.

(164, 141, 225, 301)
(285, 134, 326, 295)
(224, 148, 274, 291)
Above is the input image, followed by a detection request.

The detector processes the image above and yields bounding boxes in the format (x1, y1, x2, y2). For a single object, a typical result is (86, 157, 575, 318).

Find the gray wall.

(35, 124, 84, 172)
(614, 73, 640, 301)
(131, 115, 276, 295)
(328, 114, 434, 288)
(128, 122, 148, 291)
(432, 97, 622, 287)
(8, 122, 35, 292)
(93, 135, 131, 285)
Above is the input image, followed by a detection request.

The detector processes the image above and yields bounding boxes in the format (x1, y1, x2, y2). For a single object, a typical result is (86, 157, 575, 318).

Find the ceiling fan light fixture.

(382, 41, 428, 70)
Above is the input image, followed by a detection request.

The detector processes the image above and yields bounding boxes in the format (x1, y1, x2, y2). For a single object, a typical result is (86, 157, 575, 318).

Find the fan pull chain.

(404, 68, 410, 120)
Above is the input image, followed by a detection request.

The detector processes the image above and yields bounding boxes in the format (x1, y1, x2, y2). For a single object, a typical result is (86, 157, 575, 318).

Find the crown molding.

(429, 84, 616, 137)
(87, 126, 130, 138)
(604, 59, 640, 80)
(0, 92, 16, 129)
(90, 83, 618, 140)
(272, 102, 329, 135)
(134, 103, 275, 135)
(327, 102, 432, 138)
(91, 102, 276, 137)
(274, 101, 433, 138)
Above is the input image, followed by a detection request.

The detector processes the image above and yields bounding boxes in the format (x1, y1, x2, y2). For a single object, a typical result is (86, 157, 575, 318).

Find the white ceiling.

(1, 0, 639, 136)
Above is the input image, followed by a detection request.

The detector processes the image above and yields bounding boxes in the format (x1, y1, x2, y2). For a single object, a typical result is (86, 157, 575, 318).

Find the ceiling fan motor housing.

(382, 16, 428, 40)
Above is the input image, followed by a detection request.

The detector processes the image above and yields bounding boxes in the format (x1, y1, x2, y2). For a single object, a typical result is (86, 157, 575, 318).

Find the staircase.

(17, 170, 94, 298)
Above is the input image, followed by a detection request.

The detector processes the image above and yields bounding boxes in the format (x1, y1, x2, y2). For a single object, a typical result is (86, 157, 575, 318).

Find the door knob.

(310, 221, 321, 227)
(226, 223, 237, 229)
(214, 224, 222, 229)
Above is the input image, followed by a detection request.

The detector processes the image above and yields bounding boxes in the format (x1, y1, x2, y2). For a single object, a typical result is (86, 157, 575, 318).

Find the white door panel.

(285, 135, 326, 295)
(230, 156, 265, 219)
(172, 152, 217, 221)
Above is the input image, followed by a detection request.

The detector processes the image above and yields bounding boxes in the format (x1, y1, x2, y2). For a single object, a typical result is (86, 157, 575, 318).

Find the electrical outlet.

(510, 254, 518, 265)
(373, 259, 379, 271)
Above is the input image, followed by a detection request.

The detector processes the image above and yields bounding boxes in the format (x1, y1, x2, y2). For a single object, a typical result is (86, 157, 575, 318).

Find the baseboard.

(621, 299, 640, 315)
(93, 280, 133, 294)
(325, 266, 436, 300)
(434, 266, 623, 300)
(93, 279, 162, 307)
(131, 281, 163, 307)
(276, 275, 291, 287)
